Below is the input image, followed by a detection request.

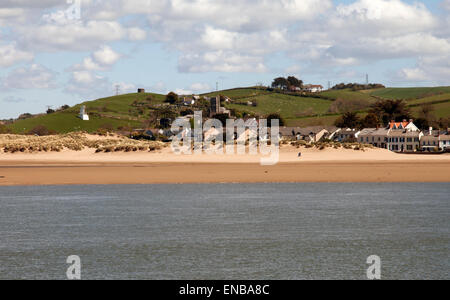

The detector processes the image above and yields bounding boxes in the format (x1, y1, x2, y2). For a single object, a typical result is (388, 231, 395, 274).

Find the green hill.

(8, 92, 163, 134)
(6, 86, 450, 134)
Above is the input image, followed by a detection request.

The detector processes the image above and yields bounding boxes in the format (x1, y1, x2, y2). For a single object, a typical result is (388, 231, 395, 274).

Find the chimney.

(429, 127, 433, 136)
(409, 119, 413, 123)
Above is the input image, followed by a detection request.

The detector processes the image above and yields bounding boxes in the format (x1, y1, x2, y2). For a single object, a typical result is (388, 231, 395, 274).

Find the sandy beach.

(1, 146, 449, 185)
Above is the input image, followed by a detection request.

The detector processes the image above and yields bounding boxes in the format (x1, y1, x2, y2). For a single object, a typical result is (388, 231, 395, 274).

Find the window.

(407, 138, 412, 142)
(407, 145, 413, 151)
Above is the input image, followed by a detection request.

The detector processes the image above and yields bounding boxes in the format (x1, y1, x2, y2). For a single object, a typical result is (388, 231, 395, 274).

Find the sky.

(0, 0, 450, 119)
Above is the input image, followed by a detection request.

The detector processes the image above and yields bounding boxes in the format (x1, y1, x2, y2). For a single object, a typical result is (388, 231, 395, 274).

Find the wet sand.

(1, 147, 449, 185)
(0, 161, 449, 186)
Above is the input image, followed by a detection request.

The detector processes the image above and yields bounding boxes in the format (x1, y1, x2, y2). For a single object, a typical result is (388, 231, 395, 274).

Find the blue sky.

(1, 0, 449, 119)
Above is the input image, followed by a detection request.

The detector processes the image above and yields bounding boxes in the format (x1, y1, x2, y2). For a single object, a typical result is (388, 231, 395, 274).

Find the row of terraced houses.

(338, 120, 450, 152)
(279, 120, 450, 153)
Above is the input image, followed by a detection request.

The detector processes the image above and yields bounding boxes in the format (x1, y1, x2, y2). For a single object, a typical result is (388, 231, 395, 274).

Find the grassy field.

(8, 111, 142, 134)
(411, 101, 450, 119)
(320, 89, 377, 102)
(204, 87, 270, 99)
(7, 92, 165, 134)
(225, 93, 332, 119)
(370, 87, 450, 100)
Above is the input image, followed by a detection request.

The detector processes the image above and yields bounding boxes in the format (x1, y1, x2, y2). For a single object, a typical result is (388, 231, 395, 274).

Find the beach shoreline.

(1, 146, 449, 186)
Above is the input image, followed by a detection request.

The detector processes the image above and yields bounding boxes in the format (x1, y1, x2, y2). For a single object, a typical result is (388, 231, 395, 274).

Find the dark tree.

(360, 113, 381, 129)
(156, 106, 177, 120)
(369, 99, 411, 125)
(419, 103, 435, 124)
(160, 118, 171, 129)
(287, 76, 303, 89)
(180, 109, 194, 116)
(335, 112, 360, 128)
(18, 113, 33, 120)
(46, 108, 55, 114)
(414, 118, 430, 130)
(271, 77, 289, 90)
(266, 113, 286, 127)
(165, 92, 179, 104)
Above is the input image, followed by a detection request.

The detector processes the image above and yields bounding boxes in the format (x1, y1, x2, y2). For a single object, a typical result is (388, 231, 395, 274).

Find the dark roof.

(279, 126, 337, 136)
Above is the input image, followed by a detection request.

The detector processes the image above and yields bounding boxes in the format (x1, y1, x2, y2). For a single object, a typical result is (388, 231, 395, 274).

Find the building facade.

(358, 120, 421, 152)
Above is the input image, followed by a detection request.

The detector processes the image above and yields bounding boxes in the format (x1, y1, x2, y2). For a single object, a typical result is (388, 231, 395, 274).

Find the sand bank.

(1, 147, 449, 185)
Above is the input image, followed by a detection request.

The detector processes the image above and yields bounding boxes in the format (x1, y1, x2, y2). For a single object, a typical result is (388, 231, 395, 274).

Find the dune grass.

(0, 132, 164, 154)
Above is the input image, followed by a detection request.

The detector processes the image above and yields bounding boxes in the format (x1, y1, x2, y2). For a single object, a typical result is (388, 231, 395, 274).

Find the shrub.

(28, 125, 55, 136)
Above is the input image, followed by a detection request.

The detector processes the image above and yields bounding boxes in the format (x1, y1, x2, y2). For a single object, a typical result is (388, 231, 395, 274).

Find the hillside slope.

(6, 86, 450, 133)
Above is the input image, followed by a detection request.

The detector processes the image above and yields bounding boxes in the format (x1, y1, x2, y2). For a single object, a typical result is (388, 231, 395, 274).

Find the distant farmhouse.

(303, 84, 324, 93)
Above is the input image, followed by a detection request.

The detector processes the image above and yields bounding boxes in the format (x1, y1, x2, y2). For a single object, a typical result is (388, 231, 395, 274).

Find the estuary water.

(0, 183, 448, 280)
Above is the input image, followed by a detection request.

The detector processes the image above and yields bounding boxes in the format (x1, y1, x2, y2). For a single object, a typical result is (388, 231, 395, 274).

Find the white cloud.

(0, 43, 34, 67)
(174, 88, 193, 95)
(190, 83, 211, 92)
(72, 46, 121, 71)
(128, 27, 147, 41)
(0, 7, 25, 19)
(0, 0, 62, 8)
(92, 46, 121, 66)
(397, 54, 450, 85)
(2, 64, 57, 89)
(441, 0, 450, 11)
(1, 0, 449, 86)
(18, 21, 128, 51)
(65, 70, 110, 97)
(179, 51, 267, 73)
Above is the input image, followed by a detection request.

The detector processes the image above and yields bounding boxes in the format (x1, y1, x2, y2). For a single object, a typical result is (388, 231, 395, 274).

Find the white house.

(304, 84, 324, 93)
(79, 105, 89, 121)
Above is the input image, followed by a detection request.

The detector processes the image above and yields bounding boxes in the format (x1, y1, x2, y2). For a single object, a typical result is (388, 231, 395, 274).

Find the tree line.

(271, 76, 303, 90)
(332, 83, 385, 91)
